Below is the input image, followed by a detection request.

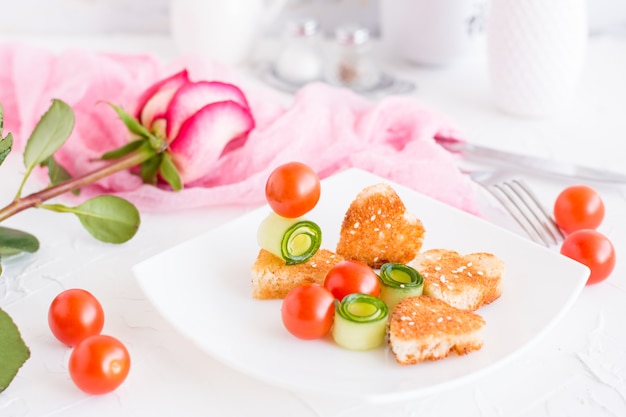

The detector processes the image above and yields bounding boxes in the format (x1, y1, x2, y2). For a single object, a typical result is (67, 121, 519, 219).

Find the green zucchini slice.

(378, 262, 424, 311)
(332, 293, 388, 350)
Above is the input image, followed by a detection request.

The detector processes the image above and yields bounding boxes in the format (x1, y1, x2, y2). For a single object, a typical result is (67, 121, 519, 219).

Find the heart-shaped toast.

(388, 296, 486, 365)
(409, 248, 504, 311)
(336, 183, 425, 268)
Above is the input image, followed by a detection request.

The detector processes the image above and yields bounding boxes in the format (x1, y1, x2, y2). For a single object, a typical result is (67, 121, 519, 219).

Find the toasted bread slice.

(409, 249, 504, 311)
(387, 296, 485, 365)
(251, 248, 344, 299)
(336, 183, 425, 269)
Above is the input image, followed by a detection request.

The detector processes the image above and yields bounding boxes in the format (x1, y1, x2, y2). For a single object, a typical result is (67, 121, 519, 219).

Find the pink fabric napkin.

(0, 42, 480, 215)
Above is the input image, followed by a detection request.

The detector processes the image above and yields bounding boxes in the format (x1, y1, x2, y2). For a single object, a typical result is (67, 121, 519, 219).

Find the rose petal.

(165, 81, 251, 141)
(169, 100, 254, 183)
(136, 69, 190, 128)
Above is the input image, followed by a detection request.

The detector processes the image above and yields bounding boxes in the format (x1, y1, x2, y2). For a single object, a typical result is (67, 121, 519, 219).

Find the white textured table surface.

(1, 34, 626, 417)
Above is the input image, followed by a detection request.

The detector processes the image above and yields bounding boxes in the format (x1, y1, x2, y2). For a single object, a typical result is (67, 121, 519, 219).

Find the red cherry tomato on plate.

(265, 162, 321, 218)
(69, 335, 131, 395)
(554, 185, 605, 234)
(323, 260, 381, 301)
(281, 284, 334, 340)
(560, 229, 616, 285)
(48, 289, 105, 347)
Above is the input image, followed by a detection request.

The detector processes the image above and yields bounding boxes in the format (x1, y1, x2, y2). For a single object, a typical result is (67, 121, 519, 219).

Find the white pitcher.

(170, 0, 287, 65)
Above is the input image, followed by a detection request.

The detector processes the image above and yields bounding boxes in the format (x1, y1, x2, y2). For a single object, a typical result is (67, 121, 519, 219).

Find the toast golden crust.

(336, 183, 425, 269)
(409, 249, 504, 311)
(388, 296, 485, 365)
(251, 248, 344, 299)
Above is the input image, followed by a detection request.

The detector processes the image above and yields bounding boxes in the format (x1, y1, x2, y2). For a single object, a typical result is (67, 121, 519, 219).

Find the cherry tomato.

(265, 162, 321, 218)
(48, 289, 105, 347)
(323, 260, 381, 301)
(554, 185, 605, 234)
(560, 229, 616, 285)
(69, 335, 131, 395)
(281, 284, 334, 339)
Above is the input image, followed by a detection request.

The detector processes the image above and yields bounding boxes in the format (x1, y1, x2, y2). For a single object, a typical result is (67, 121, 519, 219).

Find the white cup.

(170, 0, 287, 65)
(379, 0, 487, 66)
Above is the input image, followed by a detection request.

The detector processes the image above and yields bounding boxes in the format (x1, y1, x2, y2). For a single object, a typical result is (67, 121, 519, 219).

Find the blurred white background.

(1, 0, 624, 37)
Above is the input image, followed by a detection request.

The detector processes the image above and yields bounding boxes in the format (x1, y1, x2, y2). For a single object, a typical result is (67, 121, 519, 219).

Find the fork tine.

(488, 179, 564, 247)
(509, 179, 565, 243)
(489, 183, 552, 246)
(467, 170, 566, 246)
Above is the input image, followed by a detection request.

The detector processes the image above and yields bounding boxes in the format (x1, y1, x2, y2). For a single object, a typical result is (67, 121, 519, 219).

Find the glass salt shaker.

(324, 24, 380, 91)
(273, 18, 323, 86)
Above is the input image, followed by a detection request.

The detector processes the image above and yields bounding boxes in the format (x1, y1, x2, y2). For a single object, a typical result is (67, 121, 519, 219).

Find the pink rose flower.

(134, 70, 255, 184)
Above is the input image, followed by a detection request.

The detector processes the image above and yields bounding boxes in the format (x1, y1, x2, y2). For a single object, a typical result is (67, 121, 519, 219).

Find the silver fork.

(468, 170, 565, 247)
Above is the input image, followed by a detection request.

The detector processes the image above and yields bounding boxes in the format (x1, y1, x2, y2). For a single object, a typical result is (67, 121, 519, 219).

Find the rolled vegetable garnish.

(257, 212, 322, 265)
(332, 293, 389, 350)
(378, 262, 424, 311)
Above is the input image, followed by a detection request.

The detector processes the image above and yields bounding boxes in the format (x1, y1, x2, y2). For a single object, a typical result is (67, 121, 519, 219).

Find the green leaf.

(40, 156, 79, 195)
(108, 103, 159, 143)
(100, 139, 145, 161)
(23, 99, 75, 172)
(0, 308, 31, 393)
(159, 152, 183, 191)
(0, 226, 40, 257)
(0, 133, 12, 166)
(140, 154, 162, 186)
(108, 102, 167, 154)
(1, 103, 13, 166)
(42, 196, 140, 244)
(0, 102, 5, 136)
(76, 196, 140, 243)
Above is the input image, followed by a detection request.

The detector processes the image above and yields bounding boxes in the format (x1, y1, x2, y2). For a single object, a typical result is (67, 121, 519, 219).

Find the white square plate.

(133, 168, 589, 402)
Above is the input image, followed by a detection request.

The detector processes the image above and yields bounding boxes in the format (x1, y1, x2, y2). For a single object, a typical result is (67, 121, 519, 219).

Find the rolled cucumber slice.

(378, 262, 424, 311)
(332, 293, 388, 351)
(257, 212, 322, 265)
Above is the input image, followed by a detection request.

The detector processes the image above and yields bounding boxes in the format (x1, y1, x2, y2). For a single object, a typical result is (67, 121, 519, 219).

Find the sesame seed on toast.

(387, 296, 486, 365)
(409, 249, 504, 311)
(336, 183, 425, 269)
(251, 248, 344, 299)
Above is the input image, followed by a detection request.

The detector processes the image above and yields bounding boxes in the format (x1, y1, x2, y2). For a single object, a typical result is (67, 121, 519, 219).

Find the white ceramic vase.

(487, 0, 588, 117)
